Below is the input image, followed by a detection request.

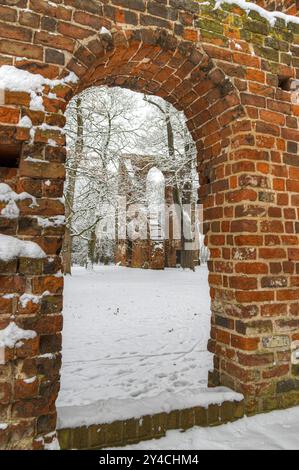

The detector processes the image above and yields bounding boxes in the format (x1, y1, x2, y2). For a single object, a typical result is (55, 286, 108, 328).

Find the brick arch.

(60, 25, 248, 283)
(64, 26, 245, 185)
(0, 0, 299, 450)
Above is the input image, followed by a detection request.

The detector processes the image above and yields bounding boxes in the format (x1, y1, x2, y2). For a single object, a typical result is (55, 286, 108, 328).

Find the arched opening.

(57, 85, 213, 432)
(49, 26, 249, 442)
(0, 22, 254, 449)
(0, 17, 256, 447)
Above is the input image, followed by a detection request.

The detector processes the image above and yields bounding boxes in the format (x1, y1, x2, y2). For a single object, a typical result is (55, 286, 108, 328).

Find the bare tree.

(64, 86, 201, 272)
(143, 96, 198, 270)
(64, 87, 146, 272)
(63, 97, 84, 274)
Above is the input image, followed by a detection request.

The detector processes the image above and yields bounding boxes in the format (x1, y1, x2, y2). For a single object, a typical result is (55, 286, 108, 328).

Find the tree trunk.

(63, 226, 73, 274)
(87, 227, 97, 270)
(165, 105, 194, 271)
(63, 97, 84, 274)
(144, 98, 195, 270)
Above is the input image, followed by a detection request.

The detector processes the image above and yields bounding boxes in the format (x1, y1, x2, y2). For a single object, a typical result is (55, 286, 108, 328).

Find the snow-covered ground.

(115, 406, 299, 450)
(57, 265, 213, 423)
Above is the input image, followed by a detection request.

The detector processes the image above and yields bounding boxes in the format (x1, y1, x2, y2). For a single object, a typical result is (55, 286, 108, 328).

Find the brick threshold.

(57, 399, 245, 450)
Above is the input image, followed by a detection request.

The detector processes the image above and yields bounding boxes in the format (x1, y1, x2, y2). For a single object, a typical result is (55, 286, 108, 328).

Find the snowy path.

(116, 406, 299, 450)
(57, 266, 212, 413)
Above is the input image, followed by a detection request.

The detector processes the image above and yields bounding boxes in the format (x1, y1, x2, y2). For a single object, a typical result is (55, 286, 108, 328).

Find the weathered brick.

(0, 39, 43, 60)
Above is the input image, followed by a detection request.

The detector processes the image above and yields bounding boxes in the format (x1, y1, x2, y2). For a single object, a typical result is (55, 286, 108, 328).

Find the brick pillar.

(0, 82, 69, 448)
(207, 79, 299, 414)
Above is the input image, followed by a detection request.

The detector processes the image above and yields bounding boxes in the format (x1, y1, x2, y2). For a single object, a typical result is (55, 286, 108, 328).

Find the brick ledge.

(58, 399, 245, 450)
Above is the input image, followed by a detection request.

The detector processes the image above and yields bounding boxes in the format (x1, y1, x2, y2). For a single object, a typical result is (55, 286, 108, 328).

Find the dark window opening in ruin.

(277, 76, 292, 91)
(0, 143, 22, 168)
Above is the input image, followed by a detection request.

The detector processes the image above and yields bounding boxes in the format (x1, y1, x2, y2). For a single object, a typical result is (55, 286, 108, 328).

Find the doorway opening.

(57, 86, 211, 425)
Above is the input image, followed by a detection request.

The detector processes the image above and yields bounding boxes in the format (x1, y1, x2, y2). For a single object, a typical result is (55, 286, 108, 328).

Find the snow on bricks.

(0, 321, 36, 349)
(0, 233, 46, 261)
(0, 0, 298, 449)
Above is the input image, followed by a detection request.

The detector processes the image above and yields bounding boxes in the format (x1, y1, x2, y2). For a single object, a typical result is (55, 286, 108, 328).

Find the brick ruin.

(0, 0, 299, 449)
(115, 154, 172, 270)
(115, 154, 199, 270)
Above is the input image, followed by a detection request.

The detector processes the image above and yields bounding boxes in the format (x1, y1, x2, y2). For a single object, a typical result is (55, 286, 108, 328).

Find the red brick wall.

(0, 0, 299, 449)
(253, 1, 299, 14)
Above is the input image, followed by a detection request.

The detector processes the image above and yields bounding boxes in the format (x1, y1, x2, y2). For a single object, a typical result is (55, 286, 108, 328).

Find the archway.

(63, 23, 248, 396)
(58, 86, 212, 424)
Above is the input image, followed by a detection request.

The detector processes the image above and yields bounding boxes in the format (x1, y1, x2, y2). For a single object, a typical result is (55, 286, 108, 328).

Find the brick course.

(58, 399, 245, 450)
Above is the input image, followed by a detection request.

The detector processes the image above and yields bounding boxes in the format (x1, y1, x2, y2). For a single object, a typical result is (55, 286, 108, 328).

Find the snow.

(19, 291, 50, 308)
(0, 322, 36, 349)
(0, 65, 78, 92)
(19, 293, 41, 308)
(0, 65, 78, 112)
(2, 294, 16, 300)
(23, 376, 36, 384)
(100, 26, 112, 37)
(215, 0, 299, 27)
(39, 122, 66, 134)
(25, 156, 46, 163)
(147, 167, 164, 184)
(39, 353, 56, 359)
(0, 183, 36, 204)
(18, 116, 33, 128)
(62, 72, 78, 85)
(57, 265, 214, 425)
(0, 183, 37, 219)
(44, 437, 60, 451)
(29, 94, 44, 111)
(1, 199, 19, 219)
(36, 215, 65, 229)
(29, 127, 36, 143)
(57, 387, 242, 429)
(36, 432, 60, 451)
(116, 406, 299, 450)
(0, 234, 46, 262)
